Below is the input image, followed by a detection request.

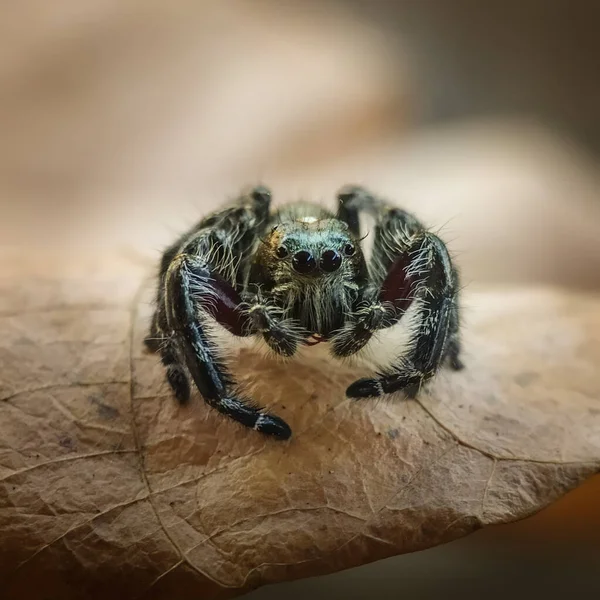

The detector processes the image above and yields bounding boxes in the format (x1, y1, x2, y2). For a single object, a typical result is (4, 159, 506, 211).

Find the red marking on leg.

(202, 273, 248, 336)
(380, 254, 416, 312)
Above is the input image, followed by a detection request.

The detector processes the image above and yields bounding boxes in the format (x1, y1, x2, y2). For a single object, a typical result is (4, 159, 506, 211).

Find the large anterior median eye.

(320, 249, 342, 272)
(292, 250, 317, 274)
(276, 245, 289, 259)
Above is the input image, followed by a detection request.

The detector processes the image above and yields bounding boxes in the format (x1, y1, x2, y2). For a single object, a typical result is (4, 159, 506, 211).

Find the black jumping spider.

(145, 185, 463, 440)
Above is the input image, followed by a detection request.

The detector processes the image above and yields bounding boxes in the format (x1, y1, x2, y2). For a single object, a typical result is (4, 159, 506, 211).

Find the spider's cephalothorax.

(249, 203, 369, 339)
(146, 186, 463, 440)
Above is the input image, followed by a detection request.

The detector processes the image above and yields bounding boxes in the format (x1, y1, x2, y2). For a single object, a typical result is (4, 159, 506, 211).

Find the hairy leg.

(334, 185, 463, 397)
(347, 232, 462, 398)
(147, 187, 292, 439)
(332, 186, 424, 356)
(163, 252, 291, 438)
(445, 267, 464, 371)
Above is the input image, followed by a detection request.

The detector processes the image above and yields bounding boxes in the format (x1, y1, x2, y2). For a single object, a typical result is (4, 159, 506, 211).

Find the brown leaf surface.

(1, 253, 599, 600)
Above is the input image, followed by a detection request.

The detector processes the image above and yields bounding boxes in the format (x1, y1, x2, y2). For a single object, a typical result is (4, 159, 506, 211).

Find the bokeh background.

(1, 1, 599, 597)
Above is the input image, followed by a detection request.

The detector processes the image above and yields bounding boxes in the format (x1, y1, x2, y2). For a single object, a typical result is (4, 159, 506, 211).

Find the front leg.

(334, 186, 463, 398)
(330, 241, 424, 358)
(160, 251, 291, 439)
(347, 232, 463, 399)
(148, 186, 292, 439)
(332, 188, 423, 357)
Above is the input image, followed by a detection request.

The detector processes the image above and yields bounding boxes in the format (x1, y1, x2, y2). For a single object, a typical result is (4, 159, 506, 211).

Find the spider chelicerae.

(145, 185, 463, 440)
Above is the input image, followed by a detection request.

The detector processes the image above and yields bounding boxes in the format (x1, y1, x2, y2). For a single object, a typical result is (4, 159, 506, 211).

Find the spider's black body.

(146, 185, 463, 440)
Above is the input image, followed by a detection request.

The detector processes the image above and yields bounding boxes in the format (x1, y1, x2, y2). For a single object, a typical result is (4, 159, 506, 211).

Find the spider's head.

(253, 216, 367, 295)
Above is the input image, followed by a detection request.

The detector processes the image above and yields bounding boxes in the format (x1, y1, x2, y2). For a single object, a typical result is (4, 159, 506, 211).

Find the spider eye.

(320, 249, 342, 272)
(292, 251, 317, 274)
(343, 243, 356, 256)
(276, 245, 289, 259)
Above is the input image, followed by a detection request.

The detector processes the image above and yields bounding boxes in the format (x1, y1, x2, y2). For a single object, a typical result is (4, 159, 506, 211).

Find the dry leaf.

(1, 254, 599, 600)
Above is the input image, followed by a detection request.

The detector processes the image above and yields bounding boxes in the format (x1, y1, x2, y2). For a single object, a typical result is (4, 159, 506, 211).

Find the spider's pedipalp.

(242, 297, 305, 356)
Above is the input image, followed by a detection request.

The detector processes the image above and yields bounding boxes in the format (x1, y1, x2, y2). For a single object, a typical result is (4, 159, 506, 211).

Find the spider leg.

(332, 186, 423, 356)
(334, 186, 462, 397)
(144, 312, 163, 353)
(347, 232, 462, 399)
(162, 252, 290, 438)
(160, 339, 190, 403)
(445, 267, 464, 371)
(145, 184, 272, 353)
(336, 185, 423, 264)
(336, 185, 366, 236)
(147, 187, 291, 439)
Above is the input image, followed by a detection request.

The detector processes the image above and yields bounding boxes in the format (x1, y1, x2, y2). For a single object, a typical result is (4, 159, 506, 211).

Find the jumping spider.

(145, 185, 463, 440)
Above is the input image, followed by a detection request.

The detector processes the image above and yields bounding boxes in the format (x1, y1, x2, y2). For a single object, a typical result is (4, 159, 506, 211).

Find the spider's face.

(251, 216, 368, 334)
(258, 217, 366, 286)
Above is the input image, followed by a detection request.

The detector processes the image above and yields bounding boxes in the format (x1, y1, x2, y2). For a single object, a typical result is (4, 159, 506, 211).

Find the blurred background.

(1, 0, 598, 596)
